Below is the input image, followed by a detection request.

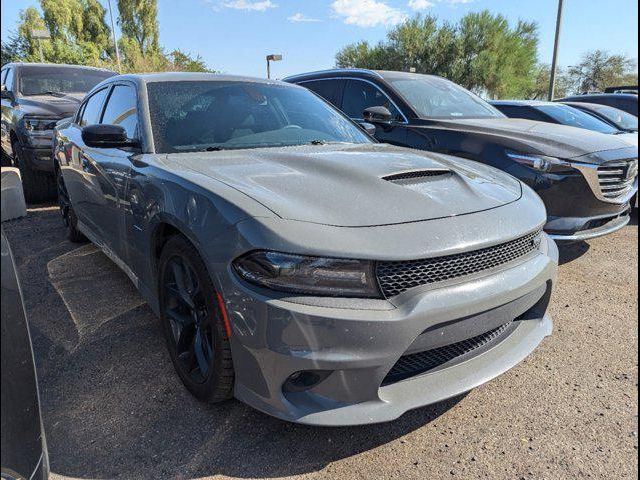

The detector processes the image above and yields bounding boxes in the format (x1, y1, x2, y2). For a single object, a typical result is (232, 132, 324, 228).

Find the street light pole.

(266, 54, 282, 79)
(548, 0, 564, 101)
(107, 0, 122, 73)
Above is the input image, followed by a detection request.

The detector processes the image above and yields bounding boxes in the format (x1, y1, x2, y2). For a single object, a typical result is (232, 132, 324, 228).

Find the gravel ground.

(3, 207, 638, 480)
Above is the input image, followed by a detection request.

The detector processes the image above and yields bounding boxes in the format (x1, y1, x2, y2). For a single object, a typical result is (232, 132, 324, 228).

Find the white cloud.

(331, 0, 407, 27)
(221, 0, 277, 11)
(408, 0, 434, 10)
(288, 12, 322, 22)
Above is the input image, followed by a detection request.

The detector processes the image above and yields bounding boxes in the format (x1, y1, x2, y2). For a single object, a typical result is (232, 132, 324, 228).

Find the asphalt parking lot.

(2, 206, 638, 480)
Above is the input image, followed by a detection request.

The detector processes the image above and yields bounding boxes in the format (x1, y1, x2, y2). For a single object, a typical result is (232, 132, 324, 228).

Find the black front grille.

(382, 321, 514, 385)
(376, 229, 542, 298)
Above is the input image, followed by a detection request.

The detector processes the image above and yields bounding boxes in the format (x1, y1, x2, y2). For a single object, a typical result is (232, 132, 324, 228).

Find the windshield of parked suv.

(536, 104, 619, 134)
(18, 66, 114, 96)
(385, 75, 504, 119)
(147, 81, 373, 153)
(585, 104, 638, 132)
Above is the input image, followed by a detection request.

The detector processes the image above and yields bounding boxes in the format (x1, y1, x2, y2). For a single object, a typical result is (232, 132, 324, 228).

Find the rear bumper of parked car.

(225, 234, 558, 426)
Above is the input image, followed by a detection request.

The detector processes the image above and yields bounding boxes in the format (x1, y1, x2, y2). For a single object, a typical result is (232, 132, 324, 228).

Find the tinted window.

(584, 104, 638, 131)
(79, 88, 109, 127)
(1, 69, 6, 85)
(300, 79, 345, 108)
(147, 81, 372, 153)
(497, 105, 550, 122)
(536, 104, 618, 134)
(5, 68, 14, 91)
(101, 85, 139, 139)
(18, 66, 113, 96)
(342, 80, 403, 121)
(386, 74, 503, 119)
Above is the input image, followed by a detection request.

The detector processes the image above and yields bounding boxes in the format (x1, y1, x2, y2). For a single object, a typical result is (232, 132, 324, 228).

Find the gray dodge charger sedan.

(53, 73, 558, 425)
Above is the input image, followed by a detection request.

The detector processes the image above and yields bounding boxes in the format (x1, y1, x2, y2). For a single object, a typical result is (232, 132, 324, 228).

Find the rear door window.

(299, 79, 345, 108)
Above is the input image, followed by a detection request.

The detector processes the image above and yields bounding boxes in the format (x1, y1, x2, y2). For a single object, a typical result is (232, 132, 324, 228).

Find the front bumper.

(16, 129, 55, 173)
(546, 208, 631, 241)
(19, 146, 55, 173)
(225, 235, 558, 426)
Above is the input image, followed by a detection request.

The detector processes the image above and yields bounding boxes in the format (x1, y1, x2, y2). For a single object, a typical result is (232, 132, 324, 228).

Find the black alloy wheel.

(158, 235, 234, 402)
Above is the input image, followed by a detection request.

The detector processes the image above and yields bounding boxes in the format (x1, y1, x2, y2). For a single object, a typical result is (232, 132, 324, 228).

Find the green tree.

(117, 0, 160, 55)
(335, 11, 539, 99)
(1, 33, 29, 65)
(12, 2, 114, 67)
(167, 50, 211, 72)
(567, 50, 638, 93)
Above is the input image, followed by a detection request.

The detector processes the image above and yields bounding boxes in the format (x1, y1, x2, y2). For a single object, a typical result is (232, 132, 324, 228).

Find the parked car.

(491, 100, 638, 147)
(285, 69, 638, 241)
(1, 230, 49, 480)
(604, 85, 637, 95)
(53, 72, 558, 425)
(554, 93, 638, 117)
(560, 101, 638, 133)
(1, 63, 116, 203)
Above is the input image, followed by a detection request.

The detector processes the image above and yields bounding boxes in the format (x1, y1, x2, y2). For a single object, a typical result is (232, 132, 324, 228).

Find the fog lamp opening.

(283, 370, 332, 393)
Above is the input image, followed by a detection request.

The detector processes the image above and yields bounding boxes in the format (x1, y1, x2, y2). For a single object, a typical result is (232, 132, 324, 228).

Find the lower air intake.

(382, 321, 514, 386)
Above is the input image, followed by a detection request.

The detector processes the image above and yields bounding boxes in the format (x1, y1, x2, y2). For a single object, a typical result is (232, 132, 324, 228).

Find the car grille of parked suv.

(597, 159, 638, 200)
(382, 320, 514, 385)
(376, 229, 543, 298)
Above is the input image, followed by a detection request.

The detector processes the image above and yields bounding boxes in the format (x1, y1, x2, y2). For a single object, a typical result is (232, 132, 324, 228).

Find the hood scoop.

(382, 169, 452, 184)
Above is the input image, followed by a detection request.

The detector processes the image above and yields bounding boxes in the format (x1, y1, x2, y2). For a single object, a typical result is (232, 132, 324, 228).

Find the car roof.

(2, 62, 116, 74)
(491, 100, 558, 107)
(283, 68, 445, 83)
(110, 71, 292, 86)
(560, 101, 610, 110)
(557, 93, 638, 101)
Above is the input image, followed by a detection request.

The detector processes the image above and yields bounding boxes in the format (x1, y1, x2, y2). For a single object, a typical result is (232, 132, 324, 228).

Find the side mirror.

(360, 122, 377, 136)
(363, 106, 393, 125)
(1, 85, 13, 100)
(82, 124, 138, 149)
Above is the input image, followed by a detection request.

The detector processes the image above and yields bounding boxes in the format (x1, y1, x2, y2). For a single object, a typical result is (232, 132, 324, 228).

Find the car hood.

(160, 143, 522, 227)
(16, 93, 84, 118)
(423, 117, 634, 159)
(616, 132, 638, 147)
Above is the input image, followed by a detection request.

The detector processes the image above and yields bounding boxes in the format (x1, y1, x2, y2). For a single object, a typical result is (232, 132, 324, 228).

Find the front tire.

(13, 140, 56, 204)
(158, 235, 234, 402)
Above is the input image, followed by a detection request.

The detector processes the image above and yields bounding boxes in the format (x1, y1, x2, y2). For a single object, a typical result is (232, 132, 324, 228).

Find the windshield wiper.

(31, 91, 81, 102)
(205, 146, 228, 151)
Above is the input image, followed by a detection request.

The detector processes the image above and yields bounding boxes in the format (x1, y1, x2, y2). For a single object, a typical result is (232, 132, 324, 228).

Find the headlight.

(21, 116, 58, 132)
(507, 152, 574, 173)
(233, 250, 381, 298)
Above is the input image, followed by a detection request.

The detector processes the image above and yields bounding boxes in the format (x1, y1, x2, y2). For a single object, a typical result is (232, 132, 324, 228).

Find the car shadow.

(557, 241, 591, 265)
(3, 207, 464, 480)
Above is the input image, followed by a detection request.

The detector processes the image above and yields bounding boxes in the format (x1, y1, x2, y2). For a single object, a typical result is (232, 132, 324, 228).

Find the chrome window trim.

(296, 77, 409, 124)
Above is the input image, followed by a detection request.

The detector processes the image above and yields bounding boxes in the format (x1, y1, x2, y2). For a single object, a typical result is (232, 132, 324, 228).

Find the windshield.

(587, 104, 638, 132)
(536, 104, 619, 134)
(147, 81, 372, 153)
(386, 75, 504, 119)
(19, 66, 114, 96)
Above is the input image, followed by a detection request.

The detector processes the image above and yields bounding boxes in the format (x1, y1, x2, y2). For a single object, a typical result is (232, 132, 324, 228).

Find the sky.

(1, 0, 638, 79)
